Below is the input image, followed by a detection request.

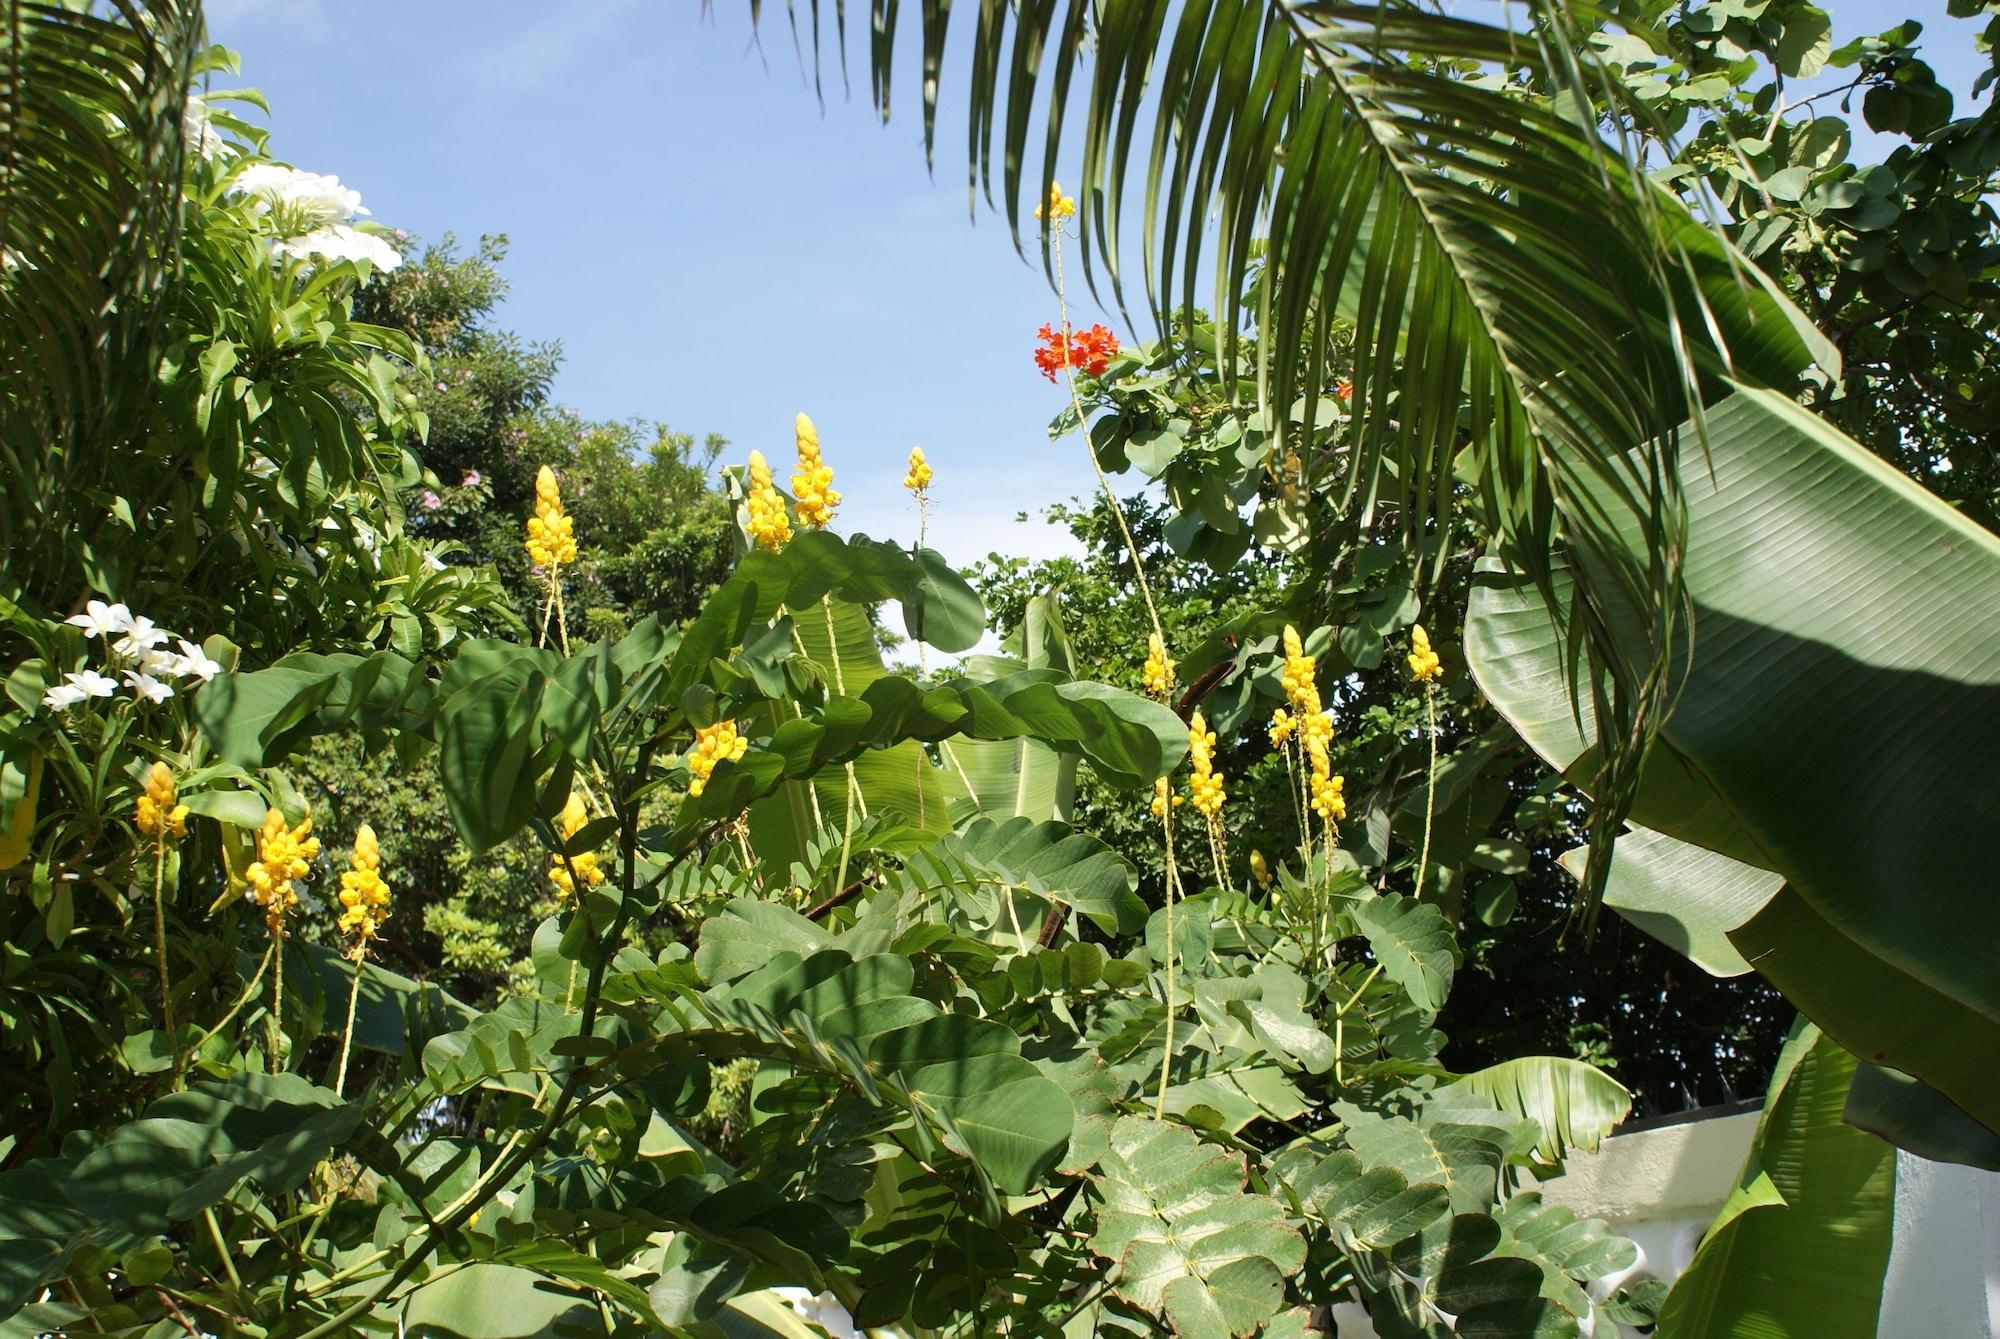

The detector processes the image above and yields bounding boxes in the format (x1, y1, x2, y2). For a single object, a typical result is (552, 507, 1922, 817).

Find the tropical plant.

(770, 0, 2000, 1158)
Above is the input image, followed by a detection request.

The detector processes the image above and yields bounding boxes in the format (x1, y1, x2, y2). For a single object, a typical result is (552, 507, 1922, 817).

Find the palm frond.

(770, 0, 1819, 911)
(0, 0, 202, 598)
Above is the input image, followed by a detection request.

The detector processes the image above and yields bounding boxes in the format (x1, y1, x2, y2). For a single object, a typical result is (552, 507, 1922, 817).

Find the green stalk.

(151, 834, 178, 1071)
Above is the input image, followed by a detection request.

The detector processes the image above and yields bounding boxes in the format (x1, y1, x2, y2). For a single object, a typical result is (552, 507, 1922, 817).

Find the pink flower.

(434, 381, 447, 392)
(462, 469, 482, 488)
(421, 490, 441, 511)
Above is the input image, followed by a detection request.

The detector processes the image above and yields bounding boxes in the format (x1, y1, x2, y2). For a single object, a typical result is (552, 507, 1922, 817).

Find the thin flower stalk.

(333, 824, 390, 1097)
(246, 807, 318, 1072)
(1409, 625, 1444, 896)
(136, 762, 189, 1068)
(1042, 187, 1181, 1115)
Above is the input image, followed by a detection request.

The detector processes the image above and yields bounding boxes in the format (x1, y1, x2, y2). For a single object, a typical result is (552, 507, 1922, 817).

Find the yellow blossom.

(1311, 769, 1347, 824)
(337, 823, 391, 957)
(792, 413, 841, 529)
(246, 807, 318, 932)
(1033, 181, 1077, 224)
(1150, 776, 1184, 819)
(548, 792, 606, 899)
(1249, 849, 1272, 890)
(134, 761, 188, 841)
(1280, 625, 1322, 717)
(524, 465, 578, 567)
(745, 450, 792, 552)
(1408, 624, 1443, 683)
(686, 719, 749, 799)
(1188, 710, 1226, 820)
(1268, 708, 1295, 748)
(1142, 632, 1175, 701)
(903, 446, 932, 496)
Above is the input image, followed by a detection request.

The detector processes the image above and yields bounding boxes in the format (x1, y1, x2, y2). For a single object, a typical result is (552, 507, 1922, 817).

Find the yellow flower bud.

(745, 450, 792, 552)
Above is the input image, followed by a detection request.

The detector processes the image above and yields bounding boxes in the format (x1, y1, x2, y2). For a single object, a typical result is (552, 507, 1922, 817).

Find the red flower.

(1334, 378, 1353, 402)
(1033, 322, 1121, 381)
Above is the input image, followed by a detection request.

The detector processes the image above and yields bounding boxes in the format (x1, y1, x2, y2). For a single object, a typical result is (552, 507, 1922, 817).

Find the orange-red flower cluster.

(1033, 323, 1120, 381)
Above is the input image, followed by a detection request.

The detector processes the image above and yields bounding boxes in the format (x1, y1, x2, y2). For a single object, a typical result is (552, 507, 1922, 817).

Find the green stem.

(174, 942, 273, 1089)
(1415, 685, 1438, 898)
(268, 921, 285, 1075)
(151, 835, 178, 1071)
(333, 951, 363, 1098)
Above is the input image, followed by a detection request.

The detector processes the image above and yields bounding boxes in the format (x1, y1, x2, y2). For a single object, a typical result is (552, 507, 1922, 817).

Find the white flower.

(41, 683, 88, 712)
(123, 671, 174, 704)
(113, 615, 170, 658)
(65, 600, 132, 640)
(421, 551, 446, 573)
(138, 646, 180, 676)
(172, 639, 222, 682)
(66, 670, 117, 699)
(230, 163, 368, 226)
(183, 100, 226, 160)
(273, 224, 402, 274)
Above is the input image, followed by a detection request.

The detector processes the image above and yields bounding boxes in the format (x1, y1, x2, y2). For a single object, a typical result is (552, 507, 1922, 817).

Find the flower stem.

(1050, 217, 1180, 1117)
(268, 922, 285, 1075)
(175, 943, 272, 1089)
(1415, 685, 1438, 898)
(333, 951, 363, 1098)
(151, 835, 178, 1071)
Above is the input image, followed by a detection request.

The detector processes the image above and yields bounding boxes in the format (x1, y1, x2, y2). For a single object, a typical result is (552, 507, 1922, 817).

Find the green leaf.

(1340, 1107, 1515, 1216)
(1089, 1116, 1307, 1338)
(1467, 388, 2000, 1123)
(1354, 895, 1455, 1013)
(906, 815, 1146, 937)
(1556, 832, 1773, 977)
(1439, 1058, 1631, 1163)
(1280, 1148, 1451, 1248)
(1842, 1063, 2000, 1172)
(696, 900, 836, 986)
(401, 1263, 599, 1338)
(1658, 1027, 1896, 1339)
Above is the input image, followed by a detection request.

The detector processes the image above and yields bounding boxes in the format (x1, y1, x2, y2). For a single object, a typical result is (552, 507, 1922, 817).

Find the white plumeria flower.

(123, 671, 174, 704)
(41, 683, 88, 712)
(66, 670, 117, 698)
(65, 600, 132, 640)
(138, 646, 180, 676)
(272, 224, 402, 274)
(113, 615, 170, 658)
(230, 163, 367, 225)
(421, 551, 446, 573)
(172, 639, 222, 682)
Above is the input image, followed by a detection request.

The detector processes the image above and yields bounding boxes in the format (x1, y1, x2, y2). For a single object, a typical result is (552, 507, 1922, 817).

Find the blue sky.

(204, 0, 1991, 570)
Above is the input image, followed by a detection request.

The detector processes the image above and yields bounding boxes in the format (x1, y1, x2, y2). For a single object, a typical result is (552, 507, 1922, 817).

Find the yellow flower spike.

(245, 806, 317, 932)
(686, 719, 749, 799)
(336, 823, 392, 957)
(903, 446, 933, 496)
(1408, 624, 1443, 683)
(1280, 625, 1322, 718)
(1032, 181, 1077, 224)
(1142, 632, 1175, 701)
(1188, 710, 1226, 820)
(1311, 771, 1347, 824)
(744, 450, 793, 552)
(1149, 775, 1184, 819)
(1268, 708, 1295, 749)
(1249, 849, 1272, 890)
(792, 412, 841, 529)
(524, 464, 578, 567)
(548, 792, 606, 899)
(135, 761, 188, 841)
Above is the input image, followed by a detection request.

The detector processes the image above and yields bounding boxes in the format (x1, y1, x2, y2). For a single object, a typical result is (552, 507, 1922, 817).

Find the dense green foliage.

(0, 0, 1996, 1335)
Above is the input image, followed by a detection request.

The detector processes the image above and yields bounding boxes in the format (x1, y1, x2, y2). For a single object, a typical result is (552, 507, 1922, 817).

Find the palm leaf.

(762, 0, 1829, 907)
(0, 0, 202, 583)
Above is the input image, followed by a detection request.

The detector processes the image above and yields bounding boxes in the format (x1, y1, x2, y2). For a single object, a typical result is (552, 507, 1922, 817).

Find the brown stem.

(805, 874, 875, 921)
